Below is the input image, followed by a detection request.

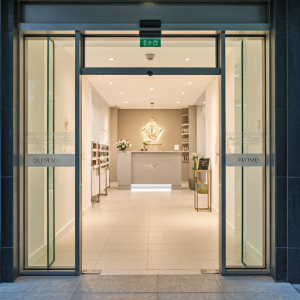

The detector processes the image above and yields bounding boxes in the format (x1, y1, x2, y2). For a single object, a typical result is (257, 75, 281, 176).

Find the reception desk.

(117, 151, 182, 190)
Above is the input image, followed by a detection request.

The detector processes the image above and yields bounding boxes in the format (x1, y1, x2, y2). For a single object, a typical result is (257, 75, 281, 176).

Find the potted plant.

(191, 152, 199, 170)
(142, 141, 148, 151)
(116, 139, 132, 151)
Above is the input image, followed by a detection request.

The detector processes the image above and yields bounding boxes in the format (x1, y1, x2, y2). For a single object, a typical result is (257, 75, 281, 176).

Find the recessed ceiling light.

(189, 82, 192, 84)
(150, 88, 154, 91)
(110, 82, 113, 84)
(176, 102, 180, 103)
(182, 92, 185, 95)
(120, 92, 123, 94)
(108, 58, 115, 61)
(124, 102, 128, 104)
(185, 58, 191, 61)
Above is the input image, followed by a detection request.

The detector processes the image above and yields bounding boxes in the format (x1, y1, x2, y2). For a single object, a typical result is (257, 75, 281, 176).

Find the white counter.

(117, 151, 182, 190)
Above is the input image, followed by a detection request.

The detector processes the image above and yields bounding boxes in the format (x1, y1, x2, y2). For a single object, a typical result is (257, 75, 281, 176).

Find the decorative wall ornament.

(143, 161, 160, 170)
(142, 102, 164, 142)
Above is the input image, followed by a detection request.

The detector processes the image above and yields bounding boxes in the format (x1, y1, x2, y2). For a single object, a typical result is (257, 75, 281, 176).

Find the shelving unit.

(181, 108, 189, 163)
(91, 141, 110, 202)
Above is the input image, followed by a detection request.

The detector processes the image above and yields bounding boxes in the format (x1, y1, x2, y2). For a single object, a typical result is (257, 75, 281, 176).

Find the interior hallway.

(79, 188, 219, 275)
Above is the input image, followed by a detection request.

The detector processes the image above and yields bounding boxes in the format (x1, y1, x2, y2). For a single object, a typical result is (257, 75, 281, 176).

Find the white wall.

(197, 104, 206, 157)
(82, 77, 92, 212)
(91, 87, 110, 144)
(90, 86, 111, 195)
(205, 76, 219, 214)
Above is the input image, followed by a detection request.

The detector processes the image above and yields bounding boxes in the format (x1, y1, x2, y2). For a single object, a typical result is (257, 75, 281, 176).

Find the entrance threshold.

(131, 184, 172, 191)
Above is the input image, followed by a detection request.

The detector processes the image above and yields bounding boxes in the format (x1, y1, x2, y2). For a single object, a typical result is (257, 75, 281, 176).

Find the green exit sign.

(140, 38, 161, 47)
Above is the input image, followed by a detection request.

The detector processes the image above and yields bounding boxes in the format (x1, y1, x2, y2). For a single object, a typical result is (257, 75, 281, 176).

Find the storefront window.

(25, 37, 75, 269)
(225, 38, 265, 268)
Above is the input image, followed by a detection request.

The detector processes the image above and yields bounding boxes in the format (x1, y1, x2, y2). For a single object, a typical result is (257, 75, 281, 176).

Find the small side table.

(194, 170, 212, 212)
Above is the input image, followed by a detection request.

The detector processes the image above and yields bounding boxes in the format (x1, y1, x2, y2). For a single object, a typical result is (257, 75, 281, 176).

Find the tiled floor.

(82, 188, 219, 274)
(0, 275, 299, 299)
(36, 187, 221, 273)
(35, 187, 261, 273)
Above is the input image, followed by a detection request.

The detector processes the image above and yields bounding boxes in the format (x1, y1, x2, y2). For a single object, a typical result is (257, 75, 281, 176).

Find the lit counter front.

(117, 151, 182, 190)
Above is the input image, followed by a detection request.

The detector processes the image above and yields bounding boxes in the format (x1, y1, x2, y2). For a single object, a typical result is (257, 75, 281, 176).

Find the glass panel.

(85, 37, 216, 67)
(225, 38, 264, 268)
(47, 38, 55, 267)
(25, 37, 75, 269)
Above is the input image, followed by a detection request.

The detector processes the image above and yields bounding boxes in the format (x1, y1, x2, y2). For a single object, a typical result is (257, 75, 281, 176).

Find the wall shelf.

(92, 141, 110, 201)
(181, 108, 189, 166)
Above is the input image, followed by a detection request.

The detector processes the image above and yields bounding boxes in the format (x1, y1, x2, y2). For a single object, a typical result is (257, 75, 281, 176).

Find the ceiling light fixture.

(176, 102, 180, 103)
(124, 102, 128, 103)
(150, 88, 154, 91)
(110, 82, 113, 84)
(189, 82, 192, 84)
(185, 58, 191, 61)
(182, 92, 185, 95)
(108, 58, 115, 61)
(142, 102, 164, 143)
(120, 92, 123, 94)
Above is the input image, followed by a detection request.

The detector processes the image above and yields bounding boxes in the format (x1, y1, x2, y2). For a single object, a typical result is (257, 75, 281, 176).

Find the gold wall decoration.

(142, 102, 164, 142)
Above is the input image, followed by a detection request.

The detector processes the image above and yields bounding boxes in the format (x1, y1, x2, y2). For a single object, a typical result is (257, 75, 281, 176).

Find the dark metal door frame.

(20, 27, 270, 277)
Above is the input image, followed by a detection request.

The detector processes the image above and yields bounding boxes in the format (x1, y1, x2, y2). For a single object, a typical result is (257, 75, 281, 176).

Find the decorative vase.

(193, 161, 197, 170)
(119, 148, 126, 151)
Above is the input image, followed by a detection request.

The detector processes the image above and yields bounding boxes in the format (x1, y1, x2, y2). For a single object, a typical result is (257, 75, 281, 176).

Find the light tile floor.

(35, 187, 222, 273)
(0, 275, 299, 299)
(35, 187, 258, 273)
(81, 188, 219, 274)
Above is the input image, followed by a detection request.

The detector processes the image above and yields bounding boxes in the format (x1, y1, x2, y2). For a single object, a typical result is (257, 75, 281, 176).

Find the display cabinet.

(91, 141, 110, 201)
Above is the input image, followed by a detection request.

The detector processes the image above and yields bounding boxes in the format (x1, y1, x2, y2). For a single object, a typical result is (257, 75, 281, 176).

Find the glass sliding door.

(225, 37, 265, 268)
(47, 38, 55, 267)
(25, 37, 76, 270)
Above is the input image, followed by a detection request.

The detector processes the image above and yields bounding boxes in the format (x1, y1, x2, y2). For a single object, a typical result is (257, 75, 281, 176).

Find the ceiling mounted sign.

(140, 30, 161, 48)
(140, 38, 161, 48)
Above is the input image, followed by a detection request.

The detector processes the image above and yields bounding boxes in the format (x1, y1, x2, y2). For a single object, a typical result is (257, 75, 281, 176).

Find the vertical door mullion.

(75, 31, 83, 276)
(219, 31, 226, 275)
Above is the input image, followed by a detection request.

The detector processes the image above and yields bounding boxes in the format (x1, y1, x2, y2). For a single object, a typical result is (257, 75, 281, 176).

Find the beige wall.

(117, 109, 182, 151)
(110, 107, 118, 182)
(189, 106, 197, 178)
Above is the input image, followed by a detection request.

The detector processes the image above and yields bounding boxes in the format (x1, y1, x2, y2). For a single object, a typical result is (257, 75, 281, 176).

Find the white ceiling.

(85, 37, 216, 68)
(57, 38, 217, 109)
(86, 75, 215, 109)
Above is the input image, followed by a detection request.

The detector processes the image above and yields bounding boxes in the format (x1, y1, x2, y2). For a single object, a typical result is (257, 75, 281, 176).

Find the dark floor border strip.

(20, 271, 76, 276)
